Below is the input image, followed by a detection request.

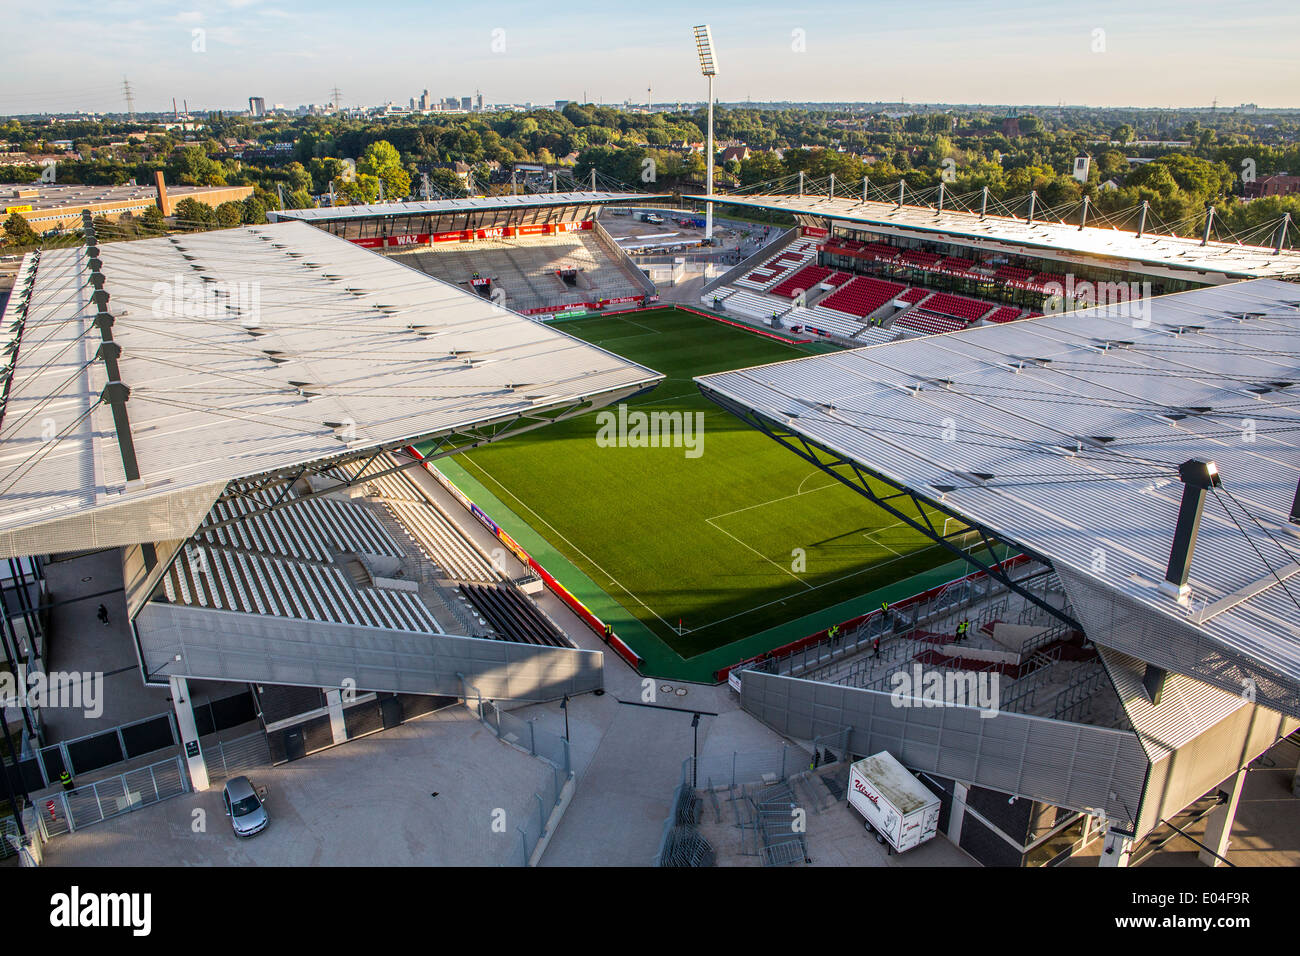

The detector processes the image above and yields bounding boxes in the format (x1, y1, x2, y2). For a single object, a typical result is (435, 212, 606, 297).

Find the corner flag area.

(425, 308, 961, 679)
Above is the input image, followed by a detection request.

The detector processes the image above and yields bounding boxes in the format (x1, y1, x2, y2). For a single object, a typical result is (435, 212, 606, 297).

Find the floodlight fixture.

(693, 24, 718, 76)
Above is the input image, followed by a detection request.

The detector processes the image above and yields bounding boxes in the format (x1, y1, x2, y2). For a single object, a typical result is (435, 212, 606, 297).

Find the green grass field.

(438, 307, 955, 661)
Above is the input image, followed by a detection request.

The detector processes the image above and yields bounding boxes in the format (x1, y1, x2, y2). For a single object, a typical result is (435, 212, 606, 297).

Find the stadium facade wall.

(135, 602, 603, 701)
(738, 669, 1148, 830)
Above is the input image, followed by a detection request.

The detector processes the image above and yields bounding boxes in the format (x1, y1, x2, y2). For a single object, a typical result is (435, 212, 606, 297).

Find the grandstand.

(692, 192, 1300, 285)
(0, 217, 656, 725)
(733, 237, 821, 291)
(699, 277, 1300, 868)
(274, 193, 660, 318)
(701, 229, 1028, 343)
(393, 229, 648, 315)
(694, 186, 1300, 350)
(818, 275, 906, 320)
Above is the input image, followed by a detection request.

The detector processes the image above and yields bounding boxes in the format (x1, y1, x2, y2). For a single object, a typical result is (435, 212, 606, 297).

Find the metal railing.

(460, 679, 573, 865)
(36, 754, 189, 839)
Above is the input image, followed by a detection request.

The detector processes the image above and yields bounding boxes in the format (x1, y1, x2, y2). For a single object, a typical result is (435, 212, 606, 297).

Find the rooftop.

(1, 182, 244, 212)
(697, 278, 1300, 717)
(0, 220, 662, 557)
(272, 191, 671, 223)
(691, 193, 1300, 281)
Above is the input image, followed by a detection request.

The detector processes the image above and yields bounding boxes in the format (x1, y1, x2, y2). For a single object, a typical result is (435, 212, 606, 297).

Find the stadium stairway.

(460, 582, 572, 648)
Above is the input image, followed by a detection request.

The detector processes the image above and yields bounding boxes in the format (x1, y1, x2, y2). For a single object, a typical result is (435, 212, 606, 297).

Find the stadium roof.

(0, 220, 662, 557)
(690, 193, 1300, 280)
(272, 191, 670, 224)
(696, 279, 1300, 717)
(1, 182, 248, 215)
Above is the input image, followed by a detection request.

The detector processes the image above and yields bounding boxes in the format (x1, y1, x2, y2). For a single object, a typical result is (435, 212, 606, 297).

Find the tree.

(166, 144, 227, 186)
(140, 205, 166, 234)
(214, 201, 244, 228)
(242, 196, 268, 224)
(359, 140, 412, 200)
(426, 168, 468, 198)
(3, 212, 38, 246)
(173, 197, 216, 228)
(1111, 124, 1135, 145)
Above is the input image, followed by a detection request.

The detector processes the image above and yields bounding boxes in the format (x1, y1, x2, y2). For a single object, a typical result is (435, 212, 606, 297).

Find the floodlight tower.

(693, 24, 718, 242)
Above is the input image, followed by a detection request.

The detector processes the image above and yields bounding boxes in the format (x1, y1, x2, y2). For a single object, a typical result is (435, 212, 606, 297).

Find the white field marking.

(704, 517, 814, 590)
(459, 455, 678, 633)
(860, 529, 902, 556)
(627, 389, 699, 407)
(606, 315, 661, 335)
(466, 433, 952, 644)
(589, 331, 661, 348)
(705, 478, 840, 523)
(796, 468, 838, 496)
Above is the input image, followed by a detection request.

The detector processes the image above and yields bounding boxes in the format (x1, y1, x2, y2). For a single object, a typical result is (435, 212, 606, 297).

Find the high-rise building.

(249, 96, 266, 117)
(475, 92, 483, 111)
(419, 90, 430, 111)
(461, 96, 472, 111)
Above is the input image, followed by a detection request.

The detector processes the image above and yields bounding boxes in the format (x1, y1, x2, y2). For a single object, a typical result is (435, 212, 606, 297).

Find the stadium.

(3, 114, 1300, 870)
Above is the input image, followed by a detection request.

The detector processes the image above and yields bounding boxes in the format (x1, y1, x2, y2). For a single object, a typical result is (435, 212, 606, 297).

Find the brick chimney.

(153, 170, 172, 217)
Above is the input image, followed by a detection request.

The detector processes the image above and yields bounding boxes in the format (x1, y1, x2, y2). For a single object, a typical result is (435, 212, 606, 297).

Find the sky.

(4, 0, 1299, 115)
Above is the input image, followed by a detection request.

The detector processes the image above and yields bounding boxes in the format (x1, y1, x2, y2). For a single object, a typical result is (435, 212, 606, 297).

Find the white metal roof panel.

(0, 221, 662, 555)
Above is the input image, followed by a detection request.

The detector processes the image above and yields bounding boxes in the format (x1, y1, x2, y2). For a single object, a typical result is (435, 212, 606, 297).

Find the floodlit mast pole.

(693, 25, 719, 242)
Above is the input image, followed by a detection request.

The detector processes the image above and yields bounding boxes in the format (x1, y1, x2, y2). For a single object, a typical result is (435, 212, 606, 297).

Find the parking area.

(39, 707, 554, 867)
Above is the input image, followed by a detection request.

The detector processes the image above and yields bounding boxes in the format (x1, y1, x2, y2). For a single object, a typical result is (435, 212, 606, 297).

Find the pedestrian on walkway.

(96, 603, 109, 626)
(59, 770, 74, 791)
(872, 637, 880, 658)
(955, 619, 970, 643)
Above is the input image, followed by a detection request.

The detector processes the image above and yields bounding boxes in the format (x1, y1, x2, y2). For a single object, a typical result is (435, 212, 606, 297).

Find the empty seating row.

(894, 310, 966, 336)
(786, 306, 867, 339)
(384, 499, 500, 583)
(162, 543, 442, 633)
(200, 488, 405, 561)
(734, 239, 820, 291)
(358, 463, 428, 503)
(897, 287, 930, 305)
(768, 266, 849, 299)
(915, 292, 993, 322)
(994, 264, 1035, 281)
(850, 325, 906, 346)
(716, 289, 793, 321)
(984, 306, 1025, 324)
(899, 249, 943, 268)
(818, 275, 907, 319)
(460, 582, 570, 648)
(394, 233, 646, 313)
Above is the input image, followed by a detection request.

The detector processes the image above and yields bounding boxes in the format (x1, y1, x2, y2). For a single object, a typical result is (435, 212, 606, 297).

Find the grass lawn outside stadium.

(422, 307, 969, 680)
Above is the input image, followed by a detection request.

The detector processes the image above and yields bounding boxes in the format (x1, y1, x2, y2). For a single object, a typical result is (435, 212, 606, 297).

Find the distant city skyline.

(3, 0, 1299, 116)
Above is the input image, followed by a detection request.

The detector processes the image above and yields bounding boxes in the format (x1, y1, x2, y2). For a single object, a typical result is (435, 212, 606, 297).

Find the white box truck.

(847, 752, 941, 853)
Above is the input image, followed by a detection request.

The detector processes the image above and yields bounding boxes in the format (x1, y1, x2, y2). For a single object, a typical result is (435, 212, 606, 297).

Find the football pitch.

(437, 307, 957, 666)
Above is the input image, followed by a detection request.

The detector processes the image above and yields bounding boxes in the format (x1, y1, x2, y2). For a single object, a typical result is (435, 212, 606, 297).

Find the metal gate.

(38, 755, 189, 837)
(202, 731, 271, 783)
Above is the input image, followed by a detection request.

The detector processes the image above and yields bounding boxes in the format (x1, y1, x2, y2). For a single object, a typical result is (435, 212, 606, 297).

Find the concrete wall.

(740, 669, 1149, 827)
(136, 602, 603, 702)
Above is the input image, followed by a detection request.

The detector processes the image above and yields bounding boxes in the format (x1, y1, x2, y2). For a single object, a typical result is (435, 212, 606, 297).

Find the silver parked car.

(222, 775, 268, 837)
